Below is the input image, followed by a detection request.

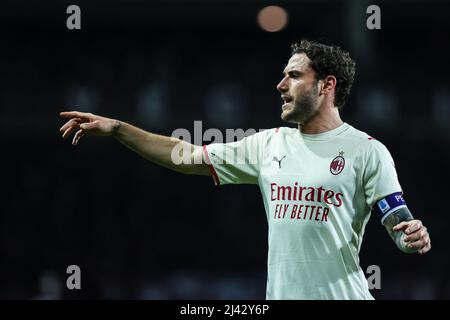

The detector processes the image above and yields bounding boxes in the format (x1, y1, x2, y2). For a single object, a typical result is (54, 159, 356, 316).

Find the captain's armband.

(373, 192, 416, 253)
(373, 192, 412, 226)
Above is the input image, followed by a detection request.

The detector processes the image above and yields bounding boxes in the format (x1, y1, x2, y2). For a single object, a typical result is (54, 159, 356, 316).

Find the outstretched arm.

(59, 111, 210, 176)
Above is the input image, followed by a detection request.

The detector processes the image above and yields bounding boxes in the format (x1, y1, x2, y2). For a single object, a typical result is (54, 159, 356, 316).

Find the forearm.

(112, 121, 209, 175)
(382, 207, 416, 253)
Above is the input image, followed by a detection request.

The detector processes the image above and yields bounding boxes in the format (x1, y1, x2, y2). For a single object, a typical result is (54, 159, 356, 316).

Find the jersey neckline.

(297, 122, 351, 141)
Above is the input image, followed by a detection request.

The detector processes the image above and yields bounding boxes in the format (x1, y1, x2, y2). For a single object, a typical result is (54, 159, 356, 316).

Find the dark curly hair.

(291, 39, 356, 108)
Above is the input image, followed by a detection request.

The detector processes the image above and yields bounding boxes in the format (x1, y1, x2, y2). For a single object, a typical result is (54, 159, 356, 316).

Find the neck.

(298, 105, 343, 134)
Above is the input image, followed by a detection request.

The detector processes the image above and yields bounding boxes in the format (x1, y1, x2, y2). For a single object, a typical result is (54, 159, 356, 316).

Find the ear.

(320, 75, 337, 94)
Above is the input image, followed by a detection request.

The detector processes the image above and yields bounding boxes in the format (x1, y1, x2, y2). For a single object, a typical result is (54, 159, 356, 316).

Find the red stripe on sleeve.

(203, 145, 220, 186)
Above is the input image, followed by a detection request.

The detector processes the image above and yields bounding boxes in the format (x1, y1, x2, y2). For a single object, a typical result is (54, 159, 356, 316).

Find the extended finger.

(72, 129, 85, 146)
(60, 111, 92, 121)
(59, 118, 81, 133)
(62, 125, 80, 139)
(61, 119, 82, 136)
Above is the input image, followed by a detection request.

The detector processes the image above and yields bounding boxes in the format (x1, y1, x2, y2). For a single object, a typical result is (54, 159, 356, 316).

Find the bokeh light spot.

(257, 6, 288, 32)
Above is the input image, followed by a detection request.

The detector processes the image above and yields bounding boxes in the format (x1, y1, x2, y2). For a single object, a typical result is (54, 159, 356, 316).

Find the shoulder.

(269, 126, 298, 136)
(345, 126, 397, 170)
(260, 126, 301, 144)
(247, 126, 293, 140)
(346, 125, 393, 157)
(237, 127, 295, 151)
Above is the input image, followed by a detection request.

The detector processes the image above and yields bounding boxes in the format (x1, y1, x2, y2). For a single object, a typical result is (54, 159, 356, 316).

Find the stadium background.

(1, 0, 449, 299)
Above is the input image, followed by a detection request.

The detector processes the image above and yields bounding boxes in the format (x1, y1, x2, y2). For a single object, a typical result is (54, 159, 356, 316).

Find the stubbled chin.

(281, 108, 292, 121)
(281, 105, 301, 124)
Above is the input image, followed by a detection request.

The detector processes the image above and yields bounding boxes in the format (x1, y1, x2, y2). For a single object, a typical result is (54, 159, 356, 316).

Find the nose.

(277, 76, 288, 93)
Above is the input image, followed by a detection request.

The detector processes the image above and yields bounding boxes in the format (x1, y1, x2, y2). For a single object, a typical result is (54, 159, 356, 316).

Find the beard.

(281, 86, 319, 125)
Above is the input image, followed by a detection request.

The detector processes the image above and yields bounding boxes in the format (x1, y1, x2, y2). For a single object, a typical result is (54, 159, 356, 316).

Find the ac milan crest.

(330, 152, 345, 175)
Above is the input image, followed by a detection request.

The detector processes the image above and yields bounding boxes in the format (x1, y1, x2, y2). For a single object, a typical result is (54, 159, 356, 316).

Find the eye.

(288, 72, 301, 78)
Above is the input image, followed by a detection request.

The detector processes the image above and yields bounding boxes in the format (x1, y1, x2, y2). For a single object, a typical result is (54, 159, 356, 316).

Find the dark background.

(1, 0, 449, 299)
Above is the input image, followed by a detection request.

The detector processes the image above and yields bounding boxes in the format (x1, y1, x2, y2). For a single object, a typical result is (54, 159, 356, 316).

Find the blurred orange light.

(257, 6, 288, 32)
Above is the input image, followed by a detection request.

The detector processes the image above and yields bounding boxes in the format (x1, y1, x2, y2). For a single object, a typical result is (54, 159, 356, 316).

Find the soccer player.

(59, 40, 431, 300)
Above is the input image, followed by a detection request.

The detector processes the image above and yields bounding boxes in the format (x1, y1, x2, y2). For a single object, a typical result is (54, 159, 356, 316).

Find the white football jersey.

(203, 123, 402, 300)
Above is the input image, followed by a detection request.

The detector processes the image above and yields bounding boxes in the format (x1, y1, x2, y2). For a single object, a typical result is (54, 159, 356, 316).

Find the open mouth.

(281, 95, 293, 107)
(281, 95, 293, 104)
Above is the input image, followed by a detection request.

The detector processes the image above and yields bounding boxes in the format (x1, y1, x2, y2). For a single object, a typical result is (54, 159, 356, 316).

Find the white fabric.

(204, 123, 402, 300)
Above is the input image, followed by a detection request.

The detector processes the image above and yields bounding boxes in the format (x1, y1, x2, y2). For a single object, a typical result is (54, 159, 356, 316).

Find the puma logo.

(273, 155, 286, 169)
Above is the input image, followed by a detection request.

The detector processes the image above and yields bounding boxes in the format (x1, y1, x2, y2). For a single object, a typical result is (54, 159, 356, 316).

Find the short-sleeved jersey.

(203, 123, 402, 300)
